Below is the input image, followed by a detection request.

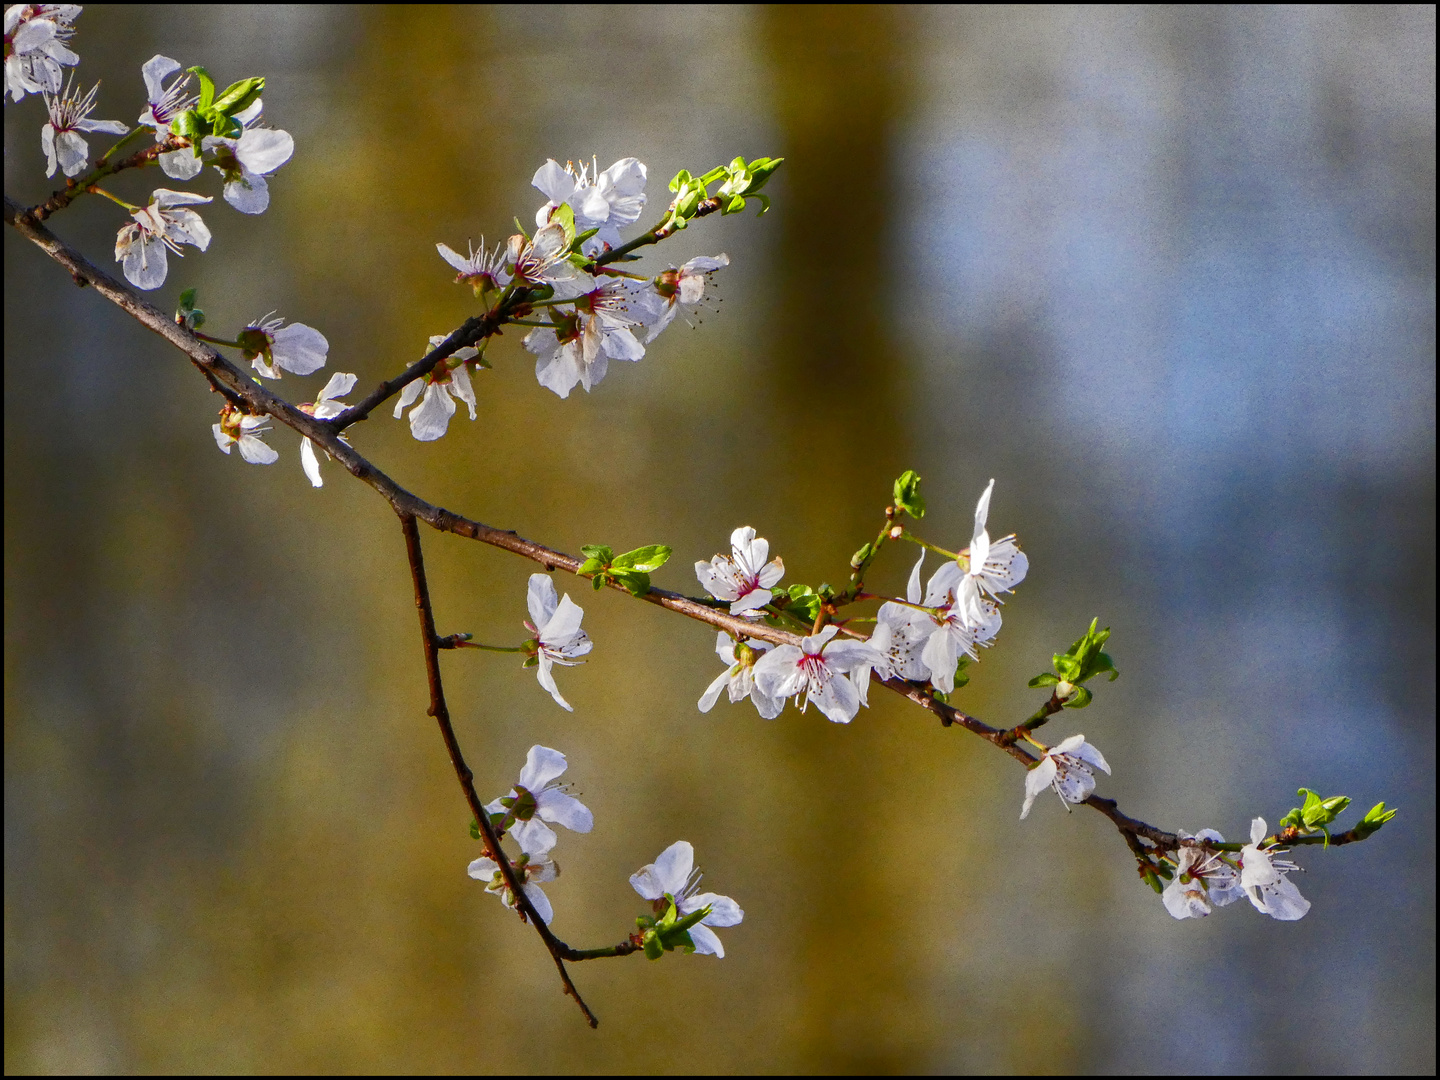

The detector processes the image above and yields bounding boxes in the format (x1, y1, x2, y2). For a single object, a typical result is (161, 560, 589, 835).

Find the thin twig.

(400, 512, 642, 1028)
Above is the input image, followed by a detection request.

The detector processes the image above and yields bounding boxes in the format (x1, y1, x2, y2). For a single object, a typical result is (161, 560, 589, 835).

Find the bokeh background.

(5, 5, 1434, 1073)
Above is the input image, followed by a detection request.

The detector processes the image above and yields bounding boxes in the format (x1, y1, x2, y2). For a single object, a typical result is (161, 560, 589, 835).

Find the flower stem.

(86, 186, 138, 212)
(900, 532, 961, 561)
(457, 641, 528, 654)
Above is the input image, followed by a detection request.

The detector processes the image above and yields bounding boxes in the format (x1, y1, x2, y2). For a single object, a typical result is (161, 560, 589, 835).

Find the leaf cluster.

(636, 896, 712, 960)
(667, 156, 784, 229)
(1028, 617, 1119, 708)
(579, 543, 672, 596)
(174, 67, 264, 141)
(1279, 788, 1397, 846)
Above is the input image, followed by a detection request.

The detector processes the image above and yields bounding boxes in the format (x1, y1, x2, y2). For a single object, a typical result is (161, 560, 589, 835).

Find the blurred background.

(5, 5, 1434, 1073)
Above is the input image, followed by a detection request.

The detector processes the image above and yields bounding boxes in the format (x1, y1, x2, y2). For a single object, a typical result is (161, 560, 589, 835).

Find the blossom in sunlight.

(467, 828, 558, 925)
(1238, 818, 1311, 921)
(392, 335, 481, 441)
(507, 222, 576, 287)
(524, 574, 592, 712)
(437, 238, 510, 296)
(695, 526, 785, 616)
(524, 276, 642, 399)
(753, 625, 884, 725)
(114, 188, 210, 290)
(201, 100, 294, 214)
(899, 550, 1002, 694)
(297, 371, 356, 487)
(1020, 734, 1111, 819)
(239, 312, 329, 379)
(211, 404, 277, 465)
(136, 55, 201, 180)
(5, 4, 81, 102)
(485, 744, 594, 854)
(630, 840, 742, 958)
(1162, 829, 1244, 920)
(631, 254, 728, 343)
(946, 479, 1029, 627)
(533, 156, 647, 252)
(698, 632, 782, 719)
(40, 77, 127, 177)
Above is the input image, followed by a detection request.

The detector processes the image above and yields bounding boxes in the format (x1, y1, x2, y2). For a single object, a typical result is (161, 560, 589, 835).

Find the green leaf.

(1028, 672, 1061, 688)
(468, 818, 480, 840)
(668, 169, 693, 193)
(580, 544, 614, 563)
(1063, 685, 1093, 709)
(777, 584, 821, 624)
(187, 66, 217, 113)
(1354, 801, 1398, 839)
(850, 543, 873, 569)
(612, 570, 652, 596)
(512, 217, 531, 241)
(551, 201, 576, 246)
(952, 657, 970, 690)
(612, 545, 672, 572)
(892, 470, 927, 518)
(591, 575, 605, 591)
(210, 75, 264, 116)
(643, 931, 665, 960)
(1142, 867, 1163, 894)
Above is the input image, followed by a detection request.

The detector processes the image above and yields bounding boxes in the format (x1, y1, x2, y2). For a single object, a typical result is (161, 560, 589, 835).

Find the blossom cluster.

(1161, 818, 1310, 922)
(695, 480, 1028, 725)
(468, 745, 742, 955)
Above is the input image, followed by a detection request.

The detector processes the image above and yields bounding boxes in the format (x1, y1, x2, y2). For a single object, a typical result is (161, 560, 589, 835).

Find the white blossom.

(695, 526, 785, 616)
(507, 222, 576, 287)
(1162, 829, 1244, 919)
(467, 828, 558, 925)
(392, 335, 480, 441)
(211, 405, 277, 465)
(900, 550, 1002, 693)
(240, 312, 329, 379)
(950, 479, 1028, 627)
(136, 55, 200, 180)
(40, 76, 127, 177)
(5, 4, 81, 102)
(631, 254, 728, 343)
(298, 371, 356, 487)
(523, 274, 643, 399)
(524, 574, 592, 711)
(113, 188, 211, 290)
(437, 238, 510, 296)
(201, 102, 293, 214)
(533, 156, 647, 252)
(848, 606, 929, 707)
(1239, 818, 1311, 921)
(753, 625, 884, 724)
(484, 745, 594, 854)
(698, 632, 782, 719)
(630, 840, 742, 958)
(1020, 734, 1111, 819)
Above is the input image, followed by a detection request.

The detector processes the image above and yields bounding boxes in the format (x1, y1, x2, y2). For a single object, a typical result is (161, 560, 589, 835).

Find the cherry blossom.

(1020, 734, 1111, 819)
(437, 238, 510, 296)
(5, 4, 80, 102)
(532, 156, 647, 252)
(849, 606, 929, 707)
(1239, 818, 1311, 921)
(392, 336, 480, 441)
(201, 101, 294, 214)
(753, 625, 884, 724)
(901, 550, 1002, 694)
(507, 222, 576, 287)
(298, 371, 356, 487)
(40, 77, 127, 177)
(211, 404, 277, 465)
(484, 745, 593, 854)
(113, 188, 211, 290)
(695, 526, 785, 616)
(136, 55, 201, 180)
(467, 828, 558, 925)
(630, 840, 743, 958)
(952, 479, 1029, 626)
(631, 254, 728, 343)
(524, 574, 592, 711)
(239, 312, 329, 379)
(698, 632, 782, 719)
(523, 275, 643, 399)
(1162, 829, 1244, 919)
